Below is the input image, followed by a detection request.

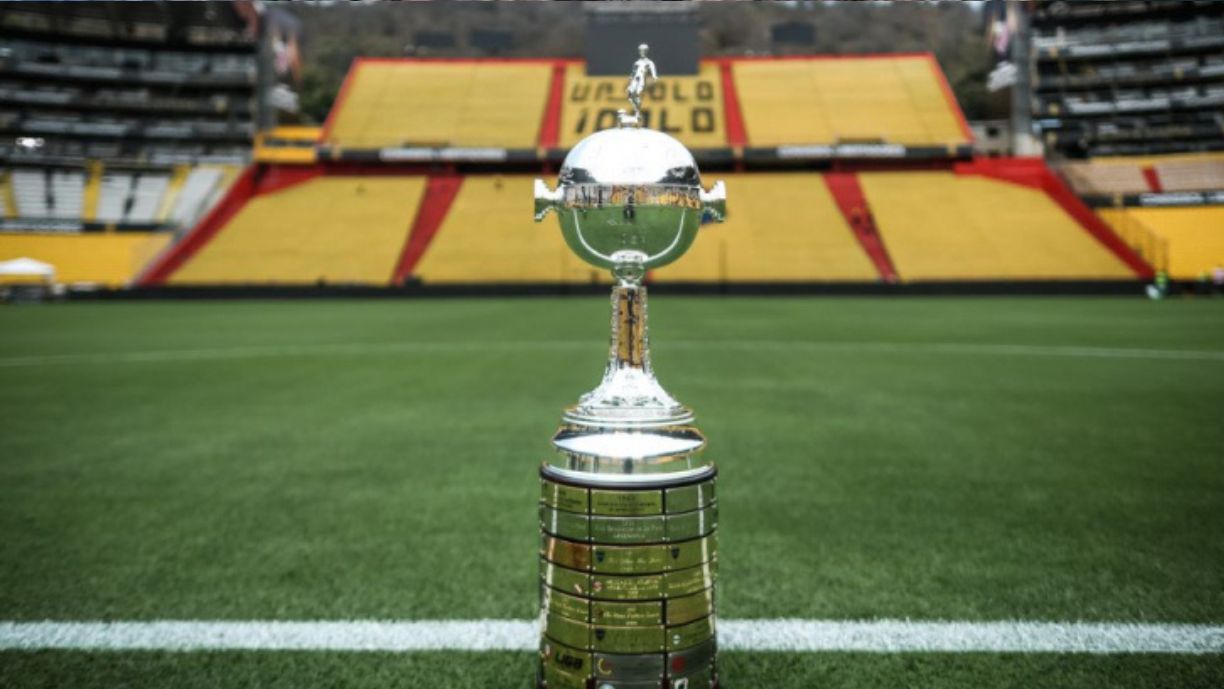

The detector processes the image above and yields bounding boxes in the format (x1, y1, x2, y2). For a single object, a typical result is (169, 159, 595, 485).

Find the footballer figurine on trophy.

(532, 44, 727, 689)
(626, 43, 657, 123)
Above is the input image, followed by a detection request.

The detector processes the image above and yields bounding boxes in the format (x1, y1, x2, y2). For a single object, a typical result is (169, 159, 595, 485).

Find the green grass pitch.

(1, 296, 1222, 687)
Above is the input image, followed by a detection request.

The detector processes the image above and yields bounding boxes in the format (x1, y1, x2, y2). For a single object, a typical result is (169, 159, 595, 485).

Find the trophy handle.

(533, 179, 562, 221)
(700, 180, 726, 223)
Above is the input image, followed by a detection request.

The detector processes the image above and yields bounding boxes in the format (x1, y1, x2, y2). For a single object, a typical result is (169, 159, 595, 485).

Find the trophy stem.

(607, 281, 651, 382)
(559, 280, 692, 428)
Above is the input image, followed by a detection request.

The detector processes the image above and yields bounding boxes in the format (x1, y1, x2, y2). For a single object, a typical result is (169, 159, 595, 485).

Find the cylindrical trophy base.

(537, 467, 718, 689)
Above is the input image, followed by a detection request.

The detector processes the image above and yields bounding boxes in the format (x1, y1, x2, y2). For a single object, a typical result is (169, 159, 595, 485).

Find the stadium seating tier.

(149, 166, 1165, 287)
(317, 56, 973, 152)
(413, 176, 605, 285)
(324, 62, 553, 150)
(169, 176, 426, 285)
(3, 164, 235, 231)
(1061, 153, 1224, 196)
(0, 232, 171, 287)
(732, 56, 968, 148)
(1100, 207, 1224, 280)
(860, 172, 1135, 281)
(660, 173, 878, 282)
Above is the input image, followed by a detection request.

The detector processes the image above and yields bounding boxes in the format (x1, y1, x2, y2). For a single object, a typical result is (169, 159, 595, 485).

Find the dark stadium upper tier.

(1032, 0, 1224, 157)
(2, 39, 256, 87)
(0, 2, 257, 51)
(0, 17, 258, 165)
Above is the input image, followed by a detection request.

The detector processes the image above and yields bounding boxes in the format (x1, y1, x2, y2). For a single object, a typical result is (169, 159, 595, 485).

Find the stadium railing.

(1099, 206, 1224, 279)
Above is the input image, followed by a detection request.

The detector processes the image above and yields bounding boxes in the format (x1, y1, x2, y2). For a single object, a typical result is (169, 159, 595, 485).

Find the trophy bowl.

(535, 124, 725, 276)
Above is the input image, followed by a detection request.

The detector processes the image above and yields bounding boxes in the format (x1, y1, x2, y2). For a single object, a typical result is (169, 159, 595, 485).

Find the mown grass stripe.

(2, 339, 1222, 368)
(1, 620, 1220, 654)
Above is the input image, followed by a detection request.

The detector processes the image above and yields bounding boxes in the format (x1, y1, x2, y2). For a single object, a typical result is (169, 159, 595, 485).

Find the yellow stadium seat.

(860, 172, 1134, 280)
(1110, 207, 1224, 280)
(169, 176, 426, 285)
(325, 61, 552, 149)
(659, 173, 877, 282)
(0, 232, 171, 287)
(733, 56, 967, 148)
(414, 176, 606, 285)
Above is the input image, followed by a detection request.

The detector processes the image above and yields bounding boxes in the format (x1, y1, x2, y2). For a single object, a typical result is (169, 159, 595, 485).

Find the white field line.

(3, 339, 1224, 368)
(0, 620, 1221, 654)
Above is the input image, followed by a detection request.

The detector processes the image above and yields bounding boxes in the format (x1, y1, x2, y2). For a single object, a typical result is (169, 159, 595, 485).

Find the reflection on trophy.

(533, 47, 728, 689)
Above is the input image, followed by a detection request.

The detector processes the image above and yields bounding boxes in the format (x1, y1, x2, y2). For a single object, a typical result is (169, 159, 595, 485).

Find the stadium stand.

(1099, 206, 1224, 279)
(0, 172, 10, 219)
(1032, 1, 1224, 158)
(49, 170, 85, 219)
(169, 167, 230, 227)
(168, 175, 426, 285)
(157, 162, 1148, 288)
(1060, 161, 1154, 196)
(129, 175, 171, 224)
(142, 48, 1164, 290)
(731, 55, 970, 149)
(1056, 148, 1222, 282)
(322, 60, 554, 150)
(1060, 153, 1224, 196)
(414, 176, 603, 285)
(10, 169, 49, 218)
(1153, 158, 1224, 192)
(158, 172, 895, 287)
(2, 0, 1179, 294)
(6, 167, 89, 221)
(313, 54, 972, 159)
(0, 2, 253, 298)
(95, 172, 133, 224)
(659, 173, 879, 283)
(1097, 207, 1171, 274)
(0, 4, 257, 163)
(0, 232, 171, 287)
(2, 163, 236, 231)
(860, 171, 1136, 281)
(93, 172, 172, 225)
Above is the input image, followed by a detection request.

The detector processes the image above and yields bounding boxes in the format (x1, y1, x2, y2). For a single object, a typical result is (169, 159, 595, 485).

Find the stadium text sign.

(560, 64, 726, 149)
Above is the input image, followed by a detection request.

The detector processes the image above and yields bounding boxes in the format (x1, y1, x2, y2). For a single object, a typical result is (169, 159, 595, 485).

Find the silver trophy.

(533, 45, 726, 689)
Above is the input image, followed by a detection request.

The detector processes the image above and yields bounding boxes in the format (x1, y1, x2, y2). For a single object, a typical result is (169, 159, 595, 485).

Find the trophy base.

(536, 678, 719, 689)
(537, 466, 719, 689)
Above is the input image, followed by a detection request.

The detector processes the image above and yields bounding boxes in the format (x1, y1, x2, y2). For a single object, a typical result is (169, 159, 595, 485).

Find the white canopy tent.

(0, 257, 56, 283)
